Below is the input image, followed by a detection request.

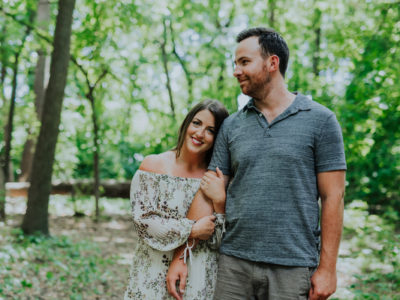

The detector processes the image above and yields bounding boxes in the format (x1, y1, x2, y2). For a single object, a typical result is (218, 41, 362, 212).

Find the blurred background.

(0, 0, 399, 299)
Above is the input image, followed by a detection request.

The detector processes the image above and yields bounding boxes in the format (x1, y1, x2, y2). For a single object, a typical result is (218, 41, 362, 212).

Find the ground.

(1, 196, 399, 299)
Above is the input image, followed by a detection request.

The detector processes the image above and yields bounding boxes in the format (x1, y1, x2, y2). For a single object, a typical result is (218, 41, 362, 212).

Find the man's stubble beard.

(243, 71, 271, 100)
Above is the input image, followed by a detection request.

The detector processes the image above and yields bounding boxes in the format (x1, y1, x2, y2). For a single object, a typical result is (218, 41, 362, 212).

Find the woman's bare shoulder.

(139, 151, 175, 174)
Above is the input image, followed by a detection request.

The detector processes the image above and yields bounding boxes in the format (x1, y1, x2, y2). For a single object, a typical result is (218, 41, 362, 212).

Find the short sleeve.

(206, 213, 226, 250)
(208, 120, 231, 175)
(315, 114, 347, 173)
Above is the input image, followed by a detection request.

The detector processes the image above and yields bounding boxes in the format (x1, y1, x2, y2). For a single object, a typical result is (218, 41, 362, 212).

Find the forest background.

(0, 0, 399, 299)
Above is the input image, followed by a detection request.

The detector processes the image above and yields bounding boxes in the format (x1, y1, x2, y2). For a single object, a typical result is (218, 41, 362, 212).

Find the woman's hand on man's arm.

(200, 167, 229, 213)
(189, 215, 216, 240)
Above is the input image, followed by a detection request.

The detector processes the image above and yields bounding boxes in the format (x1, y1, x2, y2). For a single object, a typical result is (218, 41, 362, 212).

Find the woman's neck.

(174, 148, 207, 177)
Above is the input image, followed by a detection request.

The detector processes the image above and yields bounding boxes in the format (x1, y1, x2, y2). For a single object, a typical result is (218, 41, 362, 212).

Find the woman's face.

(184, 109, 216, 155)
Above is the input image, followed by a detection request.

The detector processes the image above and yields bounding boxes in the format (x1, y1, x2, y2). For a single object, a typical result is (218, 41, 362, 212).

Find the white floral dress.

(124, 170, 224, 300)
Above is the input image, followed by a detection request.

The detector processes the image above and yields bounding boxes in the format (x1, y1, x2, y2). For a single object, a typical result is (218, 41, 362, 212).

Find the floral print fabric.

(124, 170, 224, 300)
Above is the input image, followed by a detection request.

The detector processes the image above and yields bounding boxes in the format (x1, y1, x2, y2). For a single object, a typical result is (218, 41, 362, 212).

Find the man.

(167, 27, 346, 300)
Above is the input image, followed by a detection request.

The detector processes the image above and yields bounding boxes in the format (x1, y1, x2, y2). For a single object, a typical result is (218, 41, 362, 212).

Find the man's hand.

(166, 256, 188, 300)
(308, 266, 337, 300)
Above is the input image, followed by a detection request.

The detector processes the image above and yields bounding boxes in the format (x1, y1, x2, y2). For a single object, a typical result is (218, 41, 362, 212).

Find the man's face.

(233, 36, 270, 98)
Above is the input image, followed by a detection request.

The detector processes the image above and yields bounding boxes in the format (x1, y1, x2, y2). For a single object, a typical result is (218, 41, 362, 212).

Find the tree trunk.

(0, 23, 7, 221)
(0, 166, 5, 221)
(169, 20, 194, 105)
(3, 52, 20, 183)
(70, 59, 107, 221)
(19, 138, 34, 182)
(21, 0, 76, 235)
(0, 8, 35, 220)
(160, 18, 175, 119)
(19, 0, 50, 182)
(1, 49, 20, 220)
(88, 91, 100, 220)
(268, 0, 276, 28)
(0, 24, 6, 103)
(217, 61, 225, 93)
(312, 7, 321, 77)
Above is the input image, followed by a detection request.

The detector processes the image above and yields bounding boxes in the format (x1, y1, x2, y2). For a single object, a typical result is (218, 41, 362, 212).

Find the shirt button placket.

(266, 127, 271, 137)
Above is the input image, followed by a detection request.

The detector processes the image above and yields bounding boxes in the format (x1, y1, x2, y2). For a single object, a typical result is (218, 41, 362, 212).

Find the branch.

(2, 6, 112, 90)
(93, 68, 108, 90)
(168, 18, 194, 104)
(0, 7, 52, 44)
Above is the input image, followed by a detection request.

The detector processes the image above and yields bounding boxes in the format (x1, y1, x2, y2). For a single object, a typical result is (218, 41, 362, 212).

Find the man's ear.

(268, 55, 280, 73)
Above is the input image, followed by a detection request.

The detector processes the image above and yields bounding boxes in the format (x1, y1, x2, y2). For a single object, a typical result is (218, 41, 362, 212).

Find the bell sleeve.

(130, 172, 195, 251)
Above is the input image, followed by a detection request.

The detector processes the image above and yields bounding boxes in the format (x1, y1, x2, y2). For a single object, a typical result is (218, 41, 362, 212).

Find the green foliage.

(340, 200, 400, 299)
(0, 0, 399, 212)
(0, 227, 121, 298)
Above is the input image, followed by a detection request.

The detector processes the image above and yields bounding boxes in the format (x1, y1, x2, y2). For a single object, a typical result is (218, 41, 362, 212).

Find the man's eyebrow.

(234, 56, 250, 64)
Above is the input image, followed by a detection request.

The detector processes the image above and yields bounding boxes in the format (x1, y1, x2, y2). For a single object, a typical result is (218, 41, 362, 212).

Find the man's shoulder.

(310, 100, 335, 116)
(298, 94, 336, 119)
(221, 109, 247, 126)
(226, 110, 243, 121)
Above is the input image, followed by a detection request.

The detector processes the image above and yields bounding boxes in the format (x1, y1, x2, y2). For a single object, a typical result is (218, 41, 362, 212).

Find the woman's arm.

(130, 171, 195, 251)
(167, 170, 229, 299)
(166, 188, 215, 300)
(133, 156, 217, 250)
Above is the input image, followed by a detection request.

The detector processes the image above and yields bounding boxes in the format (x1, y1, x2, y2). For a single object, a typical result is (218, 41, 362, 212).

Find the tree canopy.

(0, 0, 399, 214)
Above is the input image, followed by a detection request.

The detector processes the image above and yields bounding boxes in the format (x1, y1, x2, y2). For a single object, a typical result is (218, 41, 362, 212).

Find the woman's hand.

(190, 215, 216, 240)
(166, 250, 188, 300)
(200, 167, 226, 213)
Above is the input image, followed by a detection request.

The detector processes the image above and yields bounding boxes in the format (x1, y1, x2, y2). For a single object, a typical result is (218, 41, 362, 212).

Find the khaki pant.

(213, 254, 315, 300)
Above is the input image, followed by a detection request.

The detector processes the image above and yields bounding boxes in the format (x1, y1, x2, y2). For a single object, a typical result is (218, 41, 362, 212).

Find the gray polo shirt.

(208, 93, 346, 267)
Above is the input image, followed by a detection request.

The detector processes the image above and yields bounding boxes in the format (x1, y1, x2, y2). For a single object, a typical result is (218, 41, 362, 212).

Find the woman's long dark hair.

(174, 99, 229, 165)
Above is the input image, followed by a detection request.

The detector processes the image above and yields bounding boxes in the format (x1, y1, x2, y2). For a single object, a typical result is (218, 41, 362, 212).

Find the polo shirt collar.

(243, 93, 312, 114)
(287, 93, 312, 113)
(243, 98, 256, 111)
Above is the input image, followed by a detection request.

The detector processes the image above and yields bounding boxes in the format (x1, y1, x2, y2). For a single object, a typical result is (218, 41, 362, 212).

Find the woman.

(124, 99, 229, 300)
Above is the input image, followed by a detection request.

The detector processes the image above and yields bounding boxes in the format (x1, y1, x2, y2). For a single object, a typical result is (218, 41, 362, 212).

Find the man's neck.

(253, 79, 296, 123)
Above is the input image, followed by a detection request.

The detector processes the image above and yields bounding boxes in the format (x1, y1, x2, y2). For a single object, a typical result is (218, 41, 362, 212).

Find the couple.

(125, 27, 346, 300)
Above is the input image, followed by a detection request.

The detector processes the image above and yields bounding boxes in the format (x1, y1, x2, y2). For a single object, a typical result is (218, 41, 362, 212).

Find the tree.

(0, 0, 396, 218)
(72, 59, 108, 219)
(19, 0, 51, 182)
(0, 2, 35, 220)
(21, 0, 76, 235)
(160, 17, 176, 120)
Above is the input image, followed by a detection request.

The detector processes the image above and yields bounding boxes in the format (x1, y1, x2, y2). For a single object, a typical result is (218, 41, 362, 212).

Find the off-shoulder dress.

(124, 170, 224, 300)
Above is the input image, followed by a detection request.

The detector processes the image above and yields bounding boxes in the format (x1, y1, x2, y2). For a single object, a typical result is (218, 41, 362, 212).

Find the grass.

(0, 195, 399, 299)
(0, 195, 132, 299)
(0, 227, 122, 299)
(335, 200, 400, 299)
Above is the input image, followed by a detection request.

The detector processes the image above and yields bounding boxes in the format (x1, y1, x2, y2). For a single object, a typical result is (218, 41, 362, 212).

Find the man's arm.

(309, 170, 345, 300)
